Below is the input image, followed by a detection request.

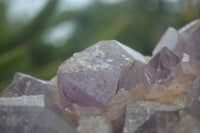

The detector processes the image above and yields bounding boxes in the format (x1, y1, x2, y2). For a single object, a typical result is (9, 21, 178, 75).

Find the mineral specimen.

(1, 72, 58, 102)
(1, 20, 200, 133)
(153, 20, 200, 63)
(152, 27, 183, 56)
(123, 101, 200, 133)
(105, 89, 133, 133)
(181, 53, 200, 76)
(179, 20, 200, 62)
(0, 95, 76, 133)
(143, 47, 180, 85)
(123, 101, 180, 133)
(57, 40, 145, 108)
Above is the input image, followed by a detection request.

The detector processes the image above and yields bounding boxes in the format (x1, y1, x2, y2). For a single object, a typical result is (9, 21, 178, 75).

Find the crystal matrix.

(1, 20, 200, 133)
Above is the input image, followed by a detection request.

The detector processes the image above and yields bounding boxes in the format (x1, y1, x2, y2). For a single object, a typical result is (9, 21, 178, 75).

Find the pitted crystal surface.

(58, 40, 145, 108)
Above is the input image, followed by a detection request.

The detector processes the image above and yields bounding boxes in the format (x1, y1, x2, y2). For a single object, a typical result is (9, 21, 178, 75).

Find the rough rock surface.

(123, 101, 180, 133)
(77, 115, 113, 133)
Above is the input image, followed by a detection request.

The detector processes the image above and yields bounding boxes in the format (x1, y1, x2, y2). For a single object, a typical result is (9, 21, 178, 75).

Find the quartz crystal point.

(1, 72, 58, 102)
(153, 20, 200, 63)
(57, 40, 145, 108)
(0, 95, 76, 133)
(143, 47, 179, 85)
(138, 54, 199, 107)
(152, 27, 183, 56)
(77, 115, 113, 133)
(123, 101, 180, 133)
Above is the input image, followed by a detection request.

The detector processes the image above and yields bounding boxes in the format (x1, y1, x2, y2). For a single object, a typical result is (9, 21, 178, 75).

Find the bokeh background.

(0, 0, 200, 91)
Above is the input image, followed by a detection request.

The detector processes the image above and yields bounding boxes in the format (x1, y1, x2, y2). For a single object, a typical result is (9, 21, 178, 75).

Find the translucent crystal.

(152, 27, 182, 56)
(57, 40, 145, 108)
(144, 54, 200, 107)
(153, 20, 200, 63)
(143, 47, 180, 85)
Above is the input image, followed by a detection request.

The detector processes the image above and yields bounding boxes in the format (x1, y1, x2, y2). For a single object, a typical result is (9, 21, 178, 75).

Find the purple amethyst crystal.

(143, 47, 180, 85)
(118, 60, 144, 90)
(152, 27, 182, 56)
(57, 40, 146, 108)
(1, 72, 57, 102)
(0, 95, 76, 133)
(153, 20, 200, 63)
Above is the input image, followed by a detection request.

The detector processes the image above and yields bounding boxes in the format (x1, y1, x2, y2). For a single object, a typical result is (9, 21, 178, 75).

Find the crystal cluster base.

(1, 20, 200, 133)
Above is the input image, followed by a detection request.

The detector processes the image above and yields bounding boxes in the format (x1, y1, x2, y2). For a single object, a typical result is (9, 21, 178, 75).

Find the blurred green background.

(0, 0, 200, 91)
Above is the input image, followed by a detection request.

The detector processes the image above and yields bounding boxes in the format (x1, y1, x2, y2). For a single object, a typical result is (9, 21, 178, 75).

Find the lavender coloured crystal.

(57, 40, 145, 108)
(144, 47, 179, 85)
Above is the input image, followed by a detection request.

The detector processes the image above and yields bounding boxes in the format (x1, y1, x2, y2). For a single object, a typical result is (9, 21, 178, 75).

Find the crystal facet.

(0, 95, 76, 133)
(1, 73, 58, 102)
(2, 20, 200, 133)
(152, 27, 182, 56)
(57, 40, 145, 108)
(186, 74, 200, 120)
(143, 47, 180, 85)
(105, 89, 133, 133)
(153, 20, 200, 63)
(123, 101, 180, 133)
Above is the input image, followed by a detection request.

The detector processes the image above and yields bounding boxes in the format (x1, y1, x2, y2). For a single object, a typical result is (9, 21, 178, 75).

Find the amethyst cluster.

(1, 20, 200, 133)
